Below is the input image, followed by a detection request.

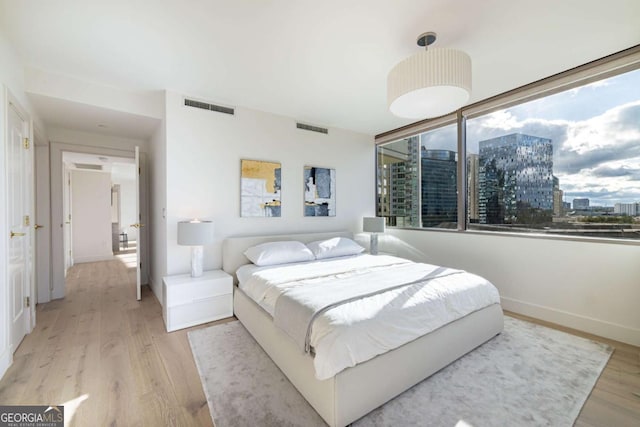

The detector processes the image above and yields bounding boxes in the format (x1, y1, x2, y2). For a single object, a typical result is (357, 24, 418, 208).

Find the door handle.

(130, 223, 145, 228)
(10, 231, 26, 238)
(34, 224, 44, 230)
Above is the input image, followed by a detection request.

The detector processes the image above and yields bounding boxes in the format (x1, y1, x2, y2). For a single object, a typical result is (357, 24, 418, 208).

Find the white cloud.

(564, 100, 640, 155)
(480, 110, 521, 130)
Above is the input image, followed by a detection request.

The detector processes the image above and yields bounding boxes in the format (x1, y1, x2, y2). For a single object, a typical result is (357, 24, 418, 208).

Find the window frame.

(375, 44, 640, 245)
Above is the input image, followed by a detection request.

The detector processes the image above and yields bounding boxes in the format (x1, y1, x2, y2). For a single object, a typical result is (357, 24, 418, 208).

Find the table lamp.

(363, 217, 385, 255)
(178, 219, 214, 277)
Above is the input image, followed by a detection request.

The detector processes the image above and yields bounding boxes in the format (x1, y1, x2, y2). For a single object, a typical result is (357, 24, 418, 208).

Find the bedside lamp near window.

(178, 219, 214, 277)
(363, 217, 385, 255)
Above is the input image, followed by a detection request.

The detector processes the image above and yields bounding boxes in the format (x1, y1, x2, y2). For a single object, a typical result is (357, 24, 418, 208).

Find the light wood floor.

(0, 259, 220, 426)
(0, 260, 638, 426)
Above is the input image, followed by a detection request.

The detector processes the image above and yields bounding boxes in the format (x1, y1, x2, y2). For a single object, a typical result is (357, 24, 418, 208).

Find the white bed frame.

(222, 231, 504, 427)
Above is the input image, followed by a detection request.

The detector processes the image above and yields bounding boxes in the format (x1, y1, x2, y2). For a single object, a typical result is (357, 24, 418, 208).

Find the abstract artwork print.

(304, 166, 335, 217)
(241, 159, 282, 217)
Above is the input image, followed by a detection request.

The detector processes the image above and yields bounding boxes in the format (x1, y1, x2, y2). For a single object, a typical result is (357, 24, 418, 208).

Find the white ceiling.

(29, 94, 160, 140)
(1, 0, 639, 137)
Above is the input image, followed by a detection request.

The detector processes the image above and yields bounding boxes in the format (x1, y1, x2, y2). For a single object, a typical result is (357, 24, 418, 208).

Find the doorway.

(63, 152, 135, 258)
(48, 143, 148, 302)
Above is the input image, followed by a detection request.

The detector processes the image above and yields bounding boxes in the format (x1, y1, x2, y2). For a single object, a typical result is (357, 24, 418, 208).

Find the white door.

(134, 146, 142, 300)
(7, 102, 30, 352)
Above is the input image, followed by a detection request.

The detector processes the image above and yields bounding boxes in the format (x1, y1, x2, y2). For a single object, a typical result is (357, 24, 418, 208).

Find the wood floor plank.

(0, 352, 37, 404)
(97, 352, 141, 426)
(155, 328, 216, 426)
(14, 307, 60, 358)
(578, 393, 640, 427)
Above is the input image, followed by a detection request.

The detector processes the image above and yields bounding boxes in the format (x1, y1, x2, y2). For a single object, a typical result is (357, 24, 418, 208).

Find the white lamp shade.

(388, 47, 471, 119)
(177, 220, 214, 246)
(363, 217, 385, 233)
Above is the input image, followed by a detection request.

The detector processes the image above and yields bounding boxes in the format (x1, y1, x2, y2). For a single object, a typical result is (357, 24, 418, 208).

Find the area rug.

(188, 316, 612, 427)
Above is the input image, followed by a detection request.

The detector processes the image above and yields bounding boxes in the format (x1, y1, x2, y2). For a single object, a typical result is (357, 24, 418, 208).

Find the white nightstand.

(162, 270, 233, 332)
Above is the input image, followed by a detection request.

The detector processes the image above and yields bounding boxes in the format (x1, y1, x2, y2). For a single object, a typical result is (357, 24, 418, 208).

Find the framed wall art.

(241, 159, 282, 217)
(304, 166, 335, 217)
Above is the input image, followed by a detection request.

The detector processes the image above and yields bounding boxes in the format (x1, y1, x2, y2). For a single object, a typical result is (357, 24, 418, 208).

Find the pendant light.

(388, 32, 471, 119)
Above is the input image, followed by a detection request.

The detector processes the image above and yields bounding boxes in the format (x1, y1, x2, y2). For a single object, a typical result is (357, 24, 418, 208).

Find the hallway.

(0, 259, 215, 426)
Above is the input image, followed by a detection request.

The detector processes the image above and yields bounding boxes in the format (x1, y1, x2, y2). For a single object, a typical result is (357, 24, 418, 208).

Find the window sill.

(386, 226, 640, 246)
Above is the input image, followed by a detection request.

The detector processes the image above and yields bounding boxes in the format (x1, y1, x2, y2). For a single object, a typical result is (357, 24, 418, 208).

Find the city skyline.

(419, 68, 640, 207)
(378, 126, 640, 239)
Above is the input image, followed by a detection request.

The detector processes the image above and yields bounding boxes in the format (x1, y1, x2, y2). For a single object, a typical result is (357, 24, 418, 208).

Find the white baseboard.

(73, 254, 115, 264)
(501, 296, 640, 346)
(51, 287, 65, 300)
(0, 347, 11, 381)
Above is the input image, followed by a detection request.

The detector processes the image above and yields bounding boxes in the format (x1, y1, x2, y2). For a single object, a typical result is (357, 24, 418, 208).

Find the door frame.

(62, 163, 72, 272)
(50, 142, 149, 299)
(35, 141, 52, 304)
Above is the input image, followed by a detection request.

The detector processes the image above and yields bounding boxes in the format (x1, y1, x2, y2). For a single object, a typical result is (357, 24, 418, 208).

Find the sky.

(421, 68, 640, 206)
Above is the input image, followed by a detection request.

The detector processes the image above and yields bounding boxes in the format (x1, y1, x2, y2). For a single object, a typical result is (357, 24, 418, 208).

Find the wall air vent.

(296, 122, 328, 134)
(75, 163, 103, 171)
(184, 98, 235, 115)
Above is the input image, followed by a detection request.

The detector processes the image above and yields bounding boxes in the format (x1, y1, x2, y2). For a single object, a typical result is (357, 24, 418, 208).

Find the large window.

(377, 124, 457, 229)
(376, 57, 640, 240)
(377, 137, 420, 227)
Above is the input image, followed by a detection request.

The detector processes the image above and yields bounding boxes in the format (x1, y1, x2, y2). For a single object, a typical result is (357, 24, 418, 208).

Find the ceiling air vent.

(296, 122, 328, 134)
(75, 163, 103, 171)
(184, 98, 234, 115)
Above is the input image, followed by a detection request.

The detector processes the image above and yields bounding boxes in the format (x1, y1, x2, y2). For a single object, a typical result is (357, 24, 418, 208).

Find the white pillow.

(307, 237, 365, 260)
(244, 241, 314, 266)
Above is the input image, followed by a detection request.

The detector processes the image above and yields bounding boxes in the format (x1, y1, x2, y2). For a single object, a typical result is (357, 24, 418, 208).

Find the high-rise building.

(388, 136, 420, 227)
(376, 163, 391, 217)
(467, 154, 479, 223)
(552, 175, 564, 216)
(572, 198, 590, 209)
(614, 202, 639, 216)
(478, 133, 553, 224)
(421, 148, 457, 227)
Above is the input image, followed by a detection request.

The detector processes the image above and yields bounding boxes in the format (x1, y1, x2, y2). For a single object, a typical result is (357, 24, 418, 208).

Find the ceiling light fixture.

(387, 32, 471, 119)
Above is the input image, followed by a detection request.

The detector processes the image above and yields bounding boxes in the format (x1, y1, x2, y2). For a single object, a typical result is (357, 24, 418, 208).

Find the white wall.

(148, 94, 167, 298)
(157, 91, 375, 296)
(71, 170, 113, 263)
(383, 229, 640, 346)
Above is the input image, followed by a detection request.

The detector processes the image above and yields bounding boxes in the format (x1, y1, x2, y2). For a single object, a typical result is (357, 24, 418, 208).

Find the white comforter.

(238, 254, 501, 380)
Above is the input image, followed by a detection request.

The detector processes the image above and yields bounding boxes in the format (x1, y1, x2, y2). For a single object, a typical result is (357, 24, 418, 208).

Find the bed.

(222, 231, 504, 427)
